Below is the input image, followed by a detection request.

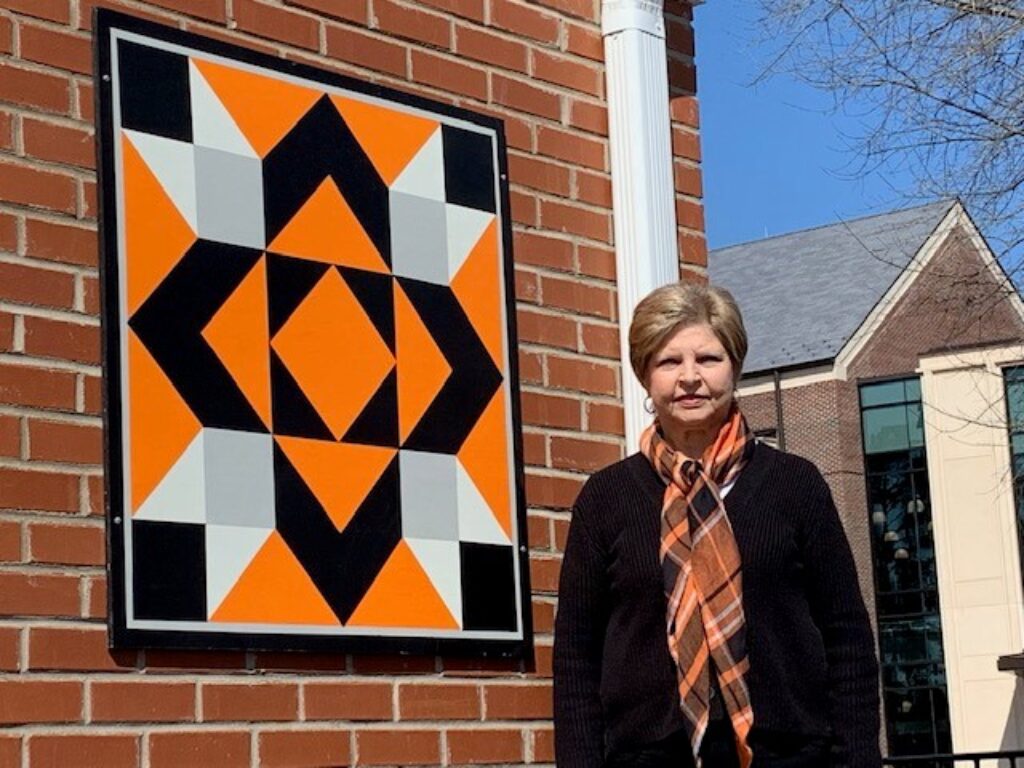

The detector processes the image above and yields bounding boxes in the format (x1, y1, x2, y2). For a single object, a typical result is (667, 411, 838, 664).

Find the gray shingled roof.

(708, 201, 955, 375)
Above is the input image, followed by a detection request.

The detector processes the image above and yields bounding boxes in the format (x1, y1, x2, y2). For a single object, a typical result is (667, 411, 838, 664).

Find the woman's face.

(645, 322, 736, 445)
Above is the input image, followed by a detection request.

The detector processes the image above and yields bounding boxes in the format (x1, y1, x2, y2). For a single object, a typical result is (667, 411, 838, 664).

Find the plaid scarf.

(640, 403, 756, 768)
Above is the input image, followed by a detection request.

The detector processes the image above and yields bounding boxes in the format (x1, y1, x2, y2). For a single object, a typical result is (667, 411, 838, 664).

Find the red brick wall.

(739, 222, 1024, 625)
(0, 0, 704, 764)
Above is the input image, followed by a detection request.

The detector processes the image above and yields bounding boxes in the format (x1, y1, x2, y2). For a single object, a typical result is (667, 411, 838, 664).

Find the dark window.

(860, 378, 951, 756)
(1004, 366, 1024, 587)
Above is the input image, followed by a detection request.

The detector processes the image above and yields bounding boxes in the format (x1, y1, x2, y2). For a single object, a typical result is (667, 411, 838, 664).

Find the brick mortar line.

(525, 509, 570, 523)
(0, 104, 97, 135)
(677, 226, 707, 240)
(510, 168, 612, 190)
(511, 221, 613, 245)
(517, 303, 618, 324)
(0, 455, 102, 473)
(524, 423, 626, 442)
(0, 562, 103, 576)
(513, 263, 617, 286)
(9, 151, 95, 178)
(522, 466, 592, 482)
(0, 661, 548, 685)
(515, 261, 620, 290)
(0, 403, 101, 422)
(0, 151, 92, 187)
(0, 510, 101, 526)
(522, 395, 626, 413)
(451, 19, 594, 65)
(512, 226, 613, 251)
(521, 429, 624, 445)
(0, 205, 97, 230)
(0, 516, 103, 532)
(0, 718, 556, 731)
(516, 340, 616, 359)
(518, 383, 624, 403)
(0, 351, 101, 373)
(666, 50, 695, 65)
(508, 148, 610, 176)
(509, 181, 612, 211)
(517, 344, 622, 364)
(278, 37, 420, 86)
(526, 509, 571, 521)
(0, 300, 101, 324)
(349, 18, 578, 93)
(516, 315, 619, 332)
(672, 121, 700, 136)
(6, 12, 92, 38)
(673, 156, 700, 169)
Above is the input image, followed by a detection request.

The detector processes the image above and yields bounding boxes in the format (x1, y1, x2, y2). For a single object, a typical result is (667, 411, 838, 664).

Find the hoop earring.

(643, 396, 655, 414)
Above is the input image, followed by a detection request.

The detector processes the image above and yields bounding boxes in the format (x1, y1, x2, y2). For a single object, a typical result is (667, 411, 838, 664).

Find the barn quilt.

(96, 11, 530, 655)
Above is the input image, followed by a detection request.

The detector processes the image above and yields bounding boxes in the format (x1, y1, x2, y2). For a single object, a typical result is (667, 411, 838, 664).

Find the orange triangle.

(192, 58, 322, 158)
(201, 255, 271, 429)
(395, 282, 451, 442)
(347, 540, 458, 629)
(268, 177, 388, 273)
(123, 134, 196, 316)
(211, 531, 340, 625)
(330, 95, 440, 186)
(457, 388, 512, 538)
(451, 220, 504, 372)
(275, 437, 395, 532)
(128, 331, 201, 512)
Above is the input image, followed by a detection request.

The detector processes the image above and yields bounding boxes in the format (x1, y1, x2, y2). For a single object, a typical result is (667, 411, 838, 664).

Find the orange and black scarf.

(640, 404, 756, 768)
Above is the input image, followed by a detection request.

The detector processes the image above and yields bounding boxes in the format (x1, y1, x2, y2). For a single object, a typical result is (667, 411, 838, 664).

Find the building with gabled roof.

(713, 200, 958, 375)
(711, 200, 1024, 758)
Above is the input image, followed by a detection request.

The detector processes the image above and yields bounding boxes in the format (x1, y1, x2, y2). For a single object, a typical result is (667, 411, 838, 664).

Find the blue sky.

(694, 0, 914, 250)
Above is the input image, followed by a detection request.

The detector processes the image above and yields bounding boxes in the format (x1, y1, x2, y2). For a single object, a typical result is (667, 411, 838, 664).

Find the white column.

(602, 0, 680, 448)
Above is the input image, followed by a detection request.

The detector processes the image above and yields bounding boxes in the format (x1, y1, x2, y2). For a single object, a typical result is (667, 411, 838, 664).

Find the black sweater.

(553, 444, 880, 768)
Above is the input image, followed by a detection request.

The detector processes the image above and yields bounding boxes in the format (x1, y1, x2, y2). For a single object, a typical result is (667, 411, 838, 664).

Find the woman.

(553, 283, 879, 768)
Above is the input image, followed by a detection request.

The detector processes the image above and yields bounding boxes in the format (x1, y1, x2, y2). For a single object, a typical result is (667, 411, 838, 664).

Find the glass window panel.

(862, 381, 951, 755)
(1012, 433, 1024, 456)
(932, 689, 953, 753)
(861, 380, 908, 408)
(866, 453, 912, 475)
(1008, 379, 1024, 429)
(864, 405, 911, 455)
(1007, 364, 1024, 428)
(910, 470, 931, 504)
(907, 403, 924, 448)
(904, 378, 922, 402)
(869, 472, 912, 509)
(909, 448, 926, 470)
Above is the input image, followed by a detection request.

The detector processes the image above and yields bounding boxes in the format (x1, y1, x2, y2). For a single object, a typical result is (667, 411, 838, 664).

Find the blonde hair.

(628, 282, 748, 385)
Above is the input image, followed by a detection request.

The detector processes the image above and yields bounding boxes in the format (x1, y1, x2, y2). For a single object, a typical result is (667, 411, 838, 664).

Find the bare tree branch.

(755, 0, 1024, 276)
(926, 0, 1024, 22)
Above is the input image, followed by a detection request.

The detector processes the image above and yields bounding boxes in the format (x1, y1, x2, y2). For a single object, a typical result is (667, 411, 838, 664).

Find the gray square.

(390, 191, 449, 285)
(203, 429, 275, 528)
(195, 146, 265, 250)
(399, 450, 459, 541)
